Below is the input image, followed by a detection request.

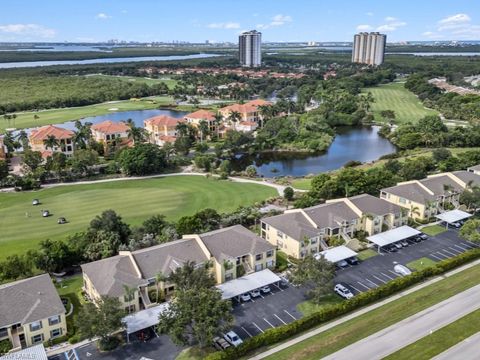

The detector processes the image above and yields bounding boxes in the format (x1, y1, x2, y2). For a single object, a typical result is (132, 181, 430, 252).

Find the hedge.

(206, 248, 480, 360)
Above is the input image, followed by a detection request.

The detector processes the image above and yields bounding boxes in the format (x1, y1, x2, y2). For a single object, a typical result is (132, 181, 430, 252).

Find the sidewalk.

(249, 258, 480, 360)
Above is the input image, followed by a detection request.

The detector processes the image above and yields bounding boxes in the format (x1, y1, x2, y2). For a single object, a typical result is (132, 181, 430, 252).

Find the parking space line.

(349, 284, 362, 293)
(430, 253, 445, 261)
(274, 314, 287, 325)
(448, 246, 462, 254)
(357, 281, 371, 290)
(371, 274, 387, 284)
(380, 272, 394, 280)
(252, 322, 264, 333)
(453, 244, 469, 251)
(465, 240, 478, 247)
(461, 242, 475, 249)
(263, 318, 275, 328)
(388, 270, 400, 277)
(441, 249, 457, 257)
(241, 326, 253, 338)
(284, 310, 297, 320)
(434, 251, 450, 259)
(365, 278, 379, 287)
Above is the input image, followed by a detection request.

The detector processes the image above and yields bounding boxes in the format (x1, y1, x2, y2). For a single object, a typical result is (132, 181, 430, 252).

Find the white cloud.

(439, 13, 471, 26)
(366, 12, 374, 17)
(384, 16, 397, 22)
(95, 13, 111, 20)
(376, 16, 406, 32)
(424, 13, 480, 40)
(357, 24, 373, 31)
(256, 14, 292, 30)
(207, 22, 240, 29)
(0, 23, 56, 38)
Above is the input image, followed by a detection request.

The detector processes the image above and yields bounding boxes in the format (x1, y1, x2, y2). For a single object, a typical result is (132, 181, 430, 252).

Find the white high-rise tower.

(352, 32, 386, 66)
(239, 30, 262, 67)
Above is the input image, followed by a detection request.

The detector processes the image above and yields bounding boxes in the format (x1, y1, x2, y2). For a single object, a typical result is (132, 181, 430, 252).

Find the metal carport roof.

(123, 302, 170, 335)
(216, 269, 281, 300)
(367, 225, 421, 247)
(436, 210, 472, 224)
(0, 344, 47, 360)
(315, 245, 358, 263)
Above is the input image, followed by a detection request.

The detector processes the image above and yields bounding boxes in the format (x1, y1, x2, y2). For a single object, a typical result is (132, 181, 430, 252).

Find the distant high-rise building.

(352, 32, 386, 66)
(239, 30, 262, 67)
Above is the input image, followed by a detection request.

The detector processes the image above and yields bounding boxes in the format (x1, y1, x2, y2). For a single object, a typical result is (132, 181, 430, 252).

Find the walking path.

(323, 284, 480, 360)
(432, 331, 480, 360)
(249, 258, 480, 360)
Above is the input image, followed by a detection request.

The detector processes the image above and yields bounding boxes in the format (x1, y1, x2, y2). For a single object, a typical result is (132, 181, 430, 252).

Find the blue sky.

(0, 0, 479, 43)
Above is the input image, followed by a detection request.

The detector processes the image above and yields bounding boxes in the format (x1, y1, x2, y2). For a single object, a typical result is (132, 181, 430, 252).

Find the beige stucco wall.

(380, 192, 436, 220)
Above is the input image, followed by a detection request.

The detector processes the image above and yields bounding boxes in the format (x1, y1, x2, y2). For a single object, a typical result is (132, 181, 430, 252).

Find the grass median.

(262, 263, 480, 360)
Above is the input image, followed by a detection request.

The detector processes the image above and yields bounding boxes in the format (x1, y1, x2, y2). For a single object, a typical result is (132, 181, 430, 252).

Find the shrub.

(205, 248, 480, 360)
(98, 335, 120, 352)
(0, 339, 12, 355)
(68, 334, 80, 344)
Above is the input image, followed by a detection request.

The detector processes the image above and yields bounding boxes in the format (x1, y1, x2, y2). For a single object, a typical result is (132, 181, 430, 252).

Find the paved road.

(323, 283, 480, 360)
(432, 331, 480, 360)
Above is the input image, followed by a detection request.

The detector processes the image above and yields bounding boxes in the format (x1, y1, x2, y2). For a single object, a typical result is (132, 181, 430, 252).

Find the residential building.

(468, 164, 480, 175)
(28, 125, 75, 157)
(144, 115, 184, 146)
(239, 30, 262, 67)
(81, 225, 274, 313)
(352, 32, 386, 66)
(218, 99, 271, 127)
(261, 202, 360, 259)
(184, 109, 217, 134)
(327, 194, 408, 236)
(380, 181, 439, 220)
(90, 120, 130, 144)
(0, 274, 67, 351)
(0, 135, 7, 160)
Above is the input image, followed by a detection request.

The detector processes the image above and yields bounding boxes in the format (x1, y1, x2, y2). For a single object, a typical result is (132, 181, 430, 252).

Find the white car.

(224, 331, 243, 347)
(240, 293, 251, 302)
(393, 242, 403, 249)
(260, 285, 271, 294)
(337, 259, 349, 268)
(394, 264, 412, 276)
(250, 289, 261, 298)
(334, 283, 354, 299)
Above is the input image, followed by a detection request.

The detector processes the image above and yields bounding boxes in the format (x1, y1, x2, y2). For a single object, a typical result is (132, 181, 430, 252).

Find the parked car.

(412, 235, 422, 243)
(32, 199, 40, 206)
(451, 222, 462, 229)
(57, 217, 67, 224)
(213, 336, 231, 350)
(385, 245, 398, 252)
(240, 293, 251, 302)
(419, 233, 428, 240)
(346, 257, 359, 265)
(260, 285, 271, 294)
(393, 242, 403, 249)
(400, 240, 409, 247)
(334, 283, 354, 299)
(337, 259, 349, 268)
(394, 264, 412, 276)
(250, 289, 261, 298)
(279, 276, 289, 287)
(42, 210, 50, 217)
(224, 331, 243, 347)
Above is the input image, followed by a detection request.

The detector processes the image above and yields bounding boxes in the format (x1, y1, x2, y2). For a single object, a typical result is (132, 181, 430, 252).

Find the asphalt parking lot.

(335, 229, 478, 294)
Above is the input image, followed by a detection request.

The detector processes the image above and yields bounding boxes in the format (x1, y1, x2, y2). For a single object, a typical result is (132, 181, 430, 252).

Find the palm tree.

(154, 272, 166, 303)
(198, 120, 209, 143)
(127, 126, 146, 144)
(409, 205, 421, 221)
(123, 285, 136, 314)
(213, 112, 223, 138)
(43, 135, 59, 151)
(17, 130, 29, 150)
(258, 105, 273, 128)
(125, 118, 135, 128)
(73, 120, 92, 149)
(228, 110, 241, 130)
(175, 122, 188, 137)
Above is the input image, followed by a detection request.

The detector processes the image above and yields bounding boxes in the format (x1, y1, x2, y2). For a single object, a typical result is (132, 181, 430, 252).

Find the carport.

(216, 269, 281, 300)
(315, 245, 358, 265)
(123, 302, 170, 343)
(436, 209, 472, 228)
(367, 225, 421, 253)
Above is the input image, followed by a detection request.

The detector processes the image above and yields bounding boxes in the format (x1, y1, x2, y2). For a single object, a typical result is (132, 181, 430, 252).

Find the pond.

(232, 126, 397, 177)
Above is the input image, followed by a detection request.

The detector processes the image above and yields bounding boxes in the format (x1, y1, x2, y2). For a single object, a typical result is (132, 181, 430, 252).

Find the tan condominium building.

(184, 109, 218, 134)
(0, 274, 67, 352)
(144, 115, 184, 146)
(218, 99, 271, 128)
(81, 225, 275, 314)
(352, 32, 386, 66)
(0, 135, 7, 160)
(90, 120, 130, 144)
(28, 125, 75, 158)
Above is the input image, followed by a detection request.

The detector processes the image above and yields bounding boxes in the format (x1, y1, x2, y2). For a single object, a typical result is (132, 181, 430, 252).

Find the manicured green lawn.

(364, 82, 438, 124)
(407, 257, 437, 271)
(175, 347, 214, 360)
(385, 308, 480, 360)
(0, 176, 276, 260)
(0, 96, 174, 133)
(263, 263, 480, 360)
(297, 294, 343, 317)
(357, 248, 378, 261)
(421, 224, 448, 236)
(291, 178, 312, 191)
(87, 74, 179, 89)
(55, 274, 84, 339)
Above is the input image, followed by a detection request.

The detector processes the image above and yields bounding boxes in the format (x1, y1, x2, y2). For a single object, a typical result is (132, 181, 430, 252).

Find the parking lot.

(335, 229, 478, 294)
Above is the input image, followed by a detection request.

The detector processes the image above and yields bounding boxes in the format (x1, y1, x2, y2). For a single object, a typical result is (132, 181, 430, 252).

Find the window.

(255, 264, 263, 271)
(124, 304, 136, 313)
(147, 278, 156, 286)
(225, 273, 233, 281)
(266, 260, 274, 268)
(0, 328, 7, 338)
(311, 238, 317, 245)
(399, 197, 407, 204)
(31, 334, 44, 344)
(124, 293, 135, 302)
(261, 222, 267, 230)
(255, 253, 263, 261)
(266, 250, 274, 258)
(48, 315, 61, 326)
(276, 230, 284, 238)
(29, 321, 42, 332)
(50, 328, 62, 338)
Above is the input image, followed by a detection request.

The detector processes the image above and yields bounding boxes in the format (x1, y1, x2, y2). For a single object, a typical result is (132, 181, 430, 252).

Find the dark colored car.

(346, 257, 359, 265)
(213, 336, 231, 350)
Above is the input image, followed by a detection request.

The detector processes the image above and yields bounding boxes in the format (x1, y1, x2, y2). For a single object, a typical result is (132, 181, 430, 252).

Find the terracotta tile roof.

(29, 125, 74, 141)
(220, 99, 271, 114)
(159, 135, 177, 143)
(144, 115, 183, 128)
(91, 120, 130, 134)
(246, 99, 272, 107)
(185, 109, 216, 121)
(40, 150, 53, 159)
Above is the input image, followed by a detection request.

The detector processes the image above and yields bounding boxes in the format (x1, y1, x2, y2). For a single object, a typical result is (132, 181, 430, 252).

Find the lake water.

(0, 53, 222, 69)
(232, 126, 397, 177)
(387, 52, 480, 56)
